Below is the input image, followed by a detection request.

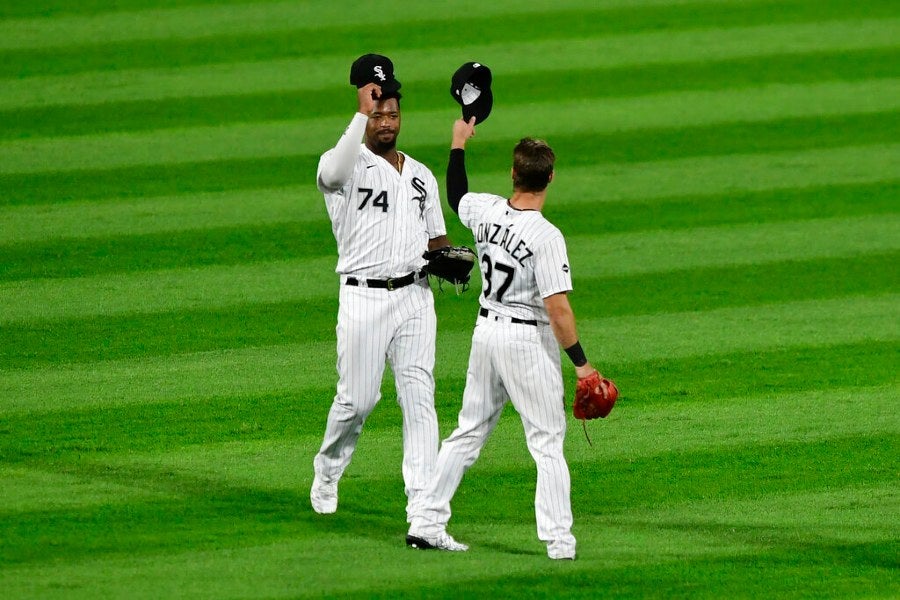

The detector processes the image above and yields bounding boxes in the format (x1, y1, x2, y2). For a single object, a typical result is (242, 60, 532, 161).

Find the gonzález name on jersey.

(475, 222, 534, 266)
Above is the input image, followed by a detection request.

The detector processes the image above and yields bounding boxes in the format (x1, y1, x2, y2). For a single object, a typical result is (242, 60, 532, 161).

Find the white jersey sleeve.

(458, 191, 491, 231)
(533, 230, 573, 299)
(317, 113, 367, 192)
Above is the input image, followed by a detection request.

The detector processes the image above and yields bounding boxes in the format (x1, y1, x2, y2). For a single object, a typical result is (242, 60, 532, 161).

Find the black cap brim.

(353, 79, 401, 94)
(378, 79, 402, 95)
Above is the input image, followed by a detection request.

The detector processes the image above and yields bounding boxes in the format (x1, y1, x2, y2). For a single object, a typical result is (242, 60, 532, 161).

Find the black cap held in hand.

(450, 62, 493, 124)
(350, 53, 401, 95)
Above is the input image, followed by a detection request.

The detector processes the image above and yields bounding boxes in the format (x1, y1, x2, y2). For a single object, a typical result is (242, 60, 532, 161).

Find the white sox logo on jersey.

(411, 177, 427, 220)
(373, 66, 387, 81)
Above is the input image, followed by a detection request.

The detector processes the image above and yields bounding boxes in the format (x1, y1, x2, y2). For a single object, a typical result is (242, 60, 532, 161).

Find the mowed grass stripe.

(1, 116, 895, 248)
(433, 111, 900, 179)
(0, 465, 167, 512)
(4, 181, 897, 283)
(0, 257, 336, 326)
(559, 181, 899, 236)
(572, 214, 900, 277)
(609, 482, 897, 533)
(2, 341, 894, 459)
(590, 387, 899, 462)
(0, 0, 258, 20)
(5, 48, 899, 139)
(2, 18, 897, 109)
(2, 79, 898, 174)
(0, 475, 892, 597)
(7, 1, 894, 78)
(1, 214, 895, 325)
(1, 385, 891, 513)
(2, 339, 893, 589)
(4, 252, 894, 368)
(545, 143, 900, 206)
(0, 404, 894, 572)
(0, 478, 894, 598)
(3, 126, 898, 207)
(605, 340, 899, 407)
(581, 294, 898, 363)
(0, 298, 333, 369)
(0, 186, 317, 246)
(0, 0, 740, 50)
(103, 388, 900, 483)
(2, 294, 895, 414)
(0, 221, 338, 282)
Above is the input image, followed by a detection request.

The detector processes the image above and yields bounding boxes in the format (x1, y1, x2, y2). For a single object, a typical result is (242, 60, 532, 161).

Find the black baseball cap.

(450, 62, 493, 124)
(350, 53, 401, 95)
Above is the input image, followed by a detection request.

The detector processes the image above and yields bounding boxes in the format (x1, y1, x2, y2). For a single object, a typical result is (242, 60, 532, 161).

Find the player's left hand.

(423, 245, 476, 286)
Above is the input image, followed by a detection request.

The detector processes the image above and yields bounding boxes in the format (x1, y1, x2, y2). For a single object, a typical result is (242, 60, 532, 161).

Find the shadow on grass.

(0, 459, 410, 566)
(362, 537, 898, 599)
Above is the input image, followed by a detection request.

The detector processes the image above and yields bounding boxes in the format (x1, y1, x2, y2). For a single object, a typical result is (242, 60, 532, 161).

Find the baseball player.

(406, 118, 607, 559)
(311, 54, 452, 526)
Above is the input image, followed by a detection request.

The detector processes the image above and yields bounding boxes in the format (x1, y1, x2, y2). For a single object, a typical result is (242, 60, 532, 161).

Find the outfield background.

(0, 0, 898, 598)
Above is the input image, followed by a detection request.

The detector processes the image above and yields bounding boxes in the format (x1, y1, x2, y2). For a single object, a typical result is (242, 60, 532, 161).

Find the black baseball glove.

(423, 246, 476, 287)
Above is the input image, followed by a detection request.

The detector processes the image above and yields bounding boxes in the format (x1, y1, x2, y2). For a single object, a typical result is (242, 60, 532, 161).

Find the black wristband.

(564, 341, 587, 367)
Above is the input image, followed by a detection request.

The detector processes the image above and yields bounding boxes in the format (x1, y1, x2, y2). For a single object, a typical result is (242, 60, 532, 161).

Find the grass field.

(1, 0, 898, 598)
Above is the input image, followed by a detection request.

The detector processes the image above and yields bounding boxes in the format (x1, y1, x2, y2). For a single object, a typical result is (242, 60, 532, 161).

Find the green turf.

(6, 50, 899, 137)
(1, 0, 897, 598)
(4, 80, 899, 174)
(2, 254, 896, 369)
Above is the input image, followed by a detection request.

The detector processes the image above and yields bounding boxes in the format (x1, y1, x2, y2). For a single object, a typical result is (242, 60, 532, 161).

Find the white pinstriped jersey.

(317, 144, 446, 278)
(459, 192, 572, 324)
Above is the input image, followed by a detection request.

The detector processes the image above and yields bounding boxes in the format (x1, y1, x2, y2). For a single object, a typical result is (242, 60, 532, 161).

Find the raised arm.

(318, 84, 382, 190)
(446, 117, 476, 213)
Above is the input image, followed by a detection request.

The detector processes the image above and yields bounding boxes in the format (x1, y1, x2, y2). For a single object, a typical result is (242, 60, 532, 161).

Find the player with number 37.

(407, 98, 617, 559)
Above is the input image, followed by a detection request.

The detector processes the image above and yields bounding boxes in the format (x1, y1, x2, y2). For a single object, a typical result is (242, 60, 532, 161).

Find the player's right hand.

(451, 117, 476, 149)
(357, 83, 381, 115)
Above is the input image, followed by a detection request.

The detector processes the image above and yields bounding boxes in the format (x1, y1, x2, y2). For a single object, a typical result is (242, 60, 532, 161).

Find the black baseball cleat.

(406, 532, 468, 551)
(405, 534, 430, 549)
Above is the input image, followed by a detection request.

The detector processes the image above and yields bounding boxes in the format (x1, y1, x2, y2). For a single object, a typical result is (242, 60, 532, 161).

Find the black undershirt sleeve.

(446, 148, 468, 214)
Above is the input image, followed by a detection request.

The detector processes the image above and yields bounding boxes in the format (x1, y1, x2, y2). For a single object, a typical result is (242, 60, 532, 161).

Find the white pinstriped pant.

(313, 278, 439, 522)
(410, 315, 576, 554)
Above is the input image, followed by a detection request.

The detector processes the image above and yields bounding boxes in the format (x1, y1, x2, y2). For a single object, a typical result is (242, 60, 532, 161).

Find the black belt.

(345, 270, 424, 291)
(479, 307, 538, 326)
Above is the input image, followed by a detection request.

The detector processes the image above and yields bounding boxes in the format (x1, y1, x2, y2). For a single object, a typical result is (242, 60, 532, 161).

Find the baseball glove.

(574, 371, 618, 420)
(423, 246, 476, 287)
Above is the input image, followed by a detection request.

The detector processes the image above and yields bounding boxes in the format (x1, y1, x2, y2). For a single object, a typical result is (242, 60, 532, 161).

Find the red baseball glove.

(574, 371, 618, 420)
